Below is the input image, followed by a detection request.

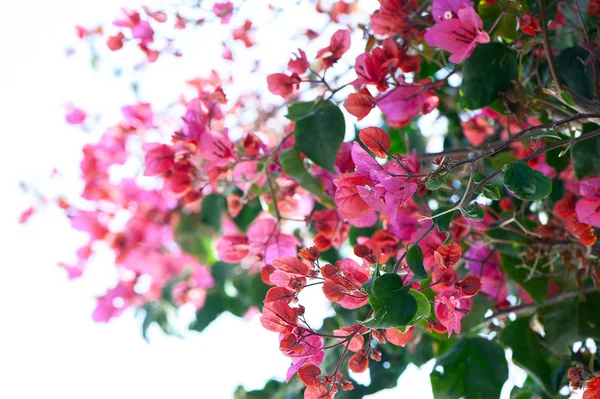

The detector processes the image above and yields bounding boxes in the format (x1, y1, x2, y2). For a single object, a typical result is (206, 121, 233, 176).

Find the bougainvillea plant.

(21, 0, 600, 397)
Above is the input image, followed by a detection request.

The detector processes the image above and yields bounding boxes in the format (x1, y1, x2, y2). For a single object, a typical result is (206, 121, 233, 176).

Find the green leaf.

(539, 292, 600, 354)
(461, 43, 518, 110)
(539, 296, 580, 353)
(460, 294, 492, 334)
(479, 0, 519, 41)
(500, 255, 548, 302)
(430, 337, 508, 399)
(189, 292, 226, 333)
(175, 214, 217, 263)
(362, 263, 380, 297)
(406, 244, 428, 281)
(545, 141, 570, 174)
(199, 194, 226, 232)
(509, 377, 552, 399)
(576, 291, 600, 341)
(460, 202, 485, 221)
(279, 147, 334, 206)
(432, 205, 456, 232)
(285, 101, 317, 121)
(474, 173, 501, 200)
(426, 177, 448, 191)
(294, 101, 345, 171)
(233, 197, 262, 232)
(360, 273, 417, 329)
(571, 134, 600, 179)
(406, 289, 431, 326)
(500, 317, 559, 394)
(557, 46, 597, 99)
(481, 185, 501, 201)
(503, 162, 552, 201)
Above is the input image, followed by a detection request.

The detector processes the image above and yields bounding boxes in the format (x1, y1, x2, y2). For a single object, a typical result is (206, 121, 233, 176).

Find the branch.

(464, 128, 600, 201)
(484, 286, 598, 321)
(450, 113, 600, 171)
(538, 0, 562, 91)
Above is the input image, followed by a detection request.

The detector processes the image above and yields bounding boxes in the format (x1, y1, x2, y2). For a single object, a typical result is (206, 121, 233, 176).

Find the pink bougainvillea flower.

(18, 206, 35, 224)
(519, 12, 541, 36)
(260, 299, 299, 333)
(584, 376, 600, 399)
(247, 218, 299, 264)
(142, 143, 175, 176)
(217, 233, 250, 263)
(424, 7, 490, 63)
(65, 105, 87, 125)
(232, 19, 254, 47)
(267, 73, 301, 97)
(334, 174, 374, 218)
(92, 280, 137, 323)
(580, 177, 600, 199)
(321, 260, 369, 309)
(212, 2, 234, 24)
(70, 210, 109, 240)
(461, 116, 494, 146)
(316, 29, 351, 68)
(284, 333, 324, 382)
(107, 32, 125, 51)
(121, 102, 155, 129)
(370, 0, 419, 37)
(377, 81, 439, 127)
(351, 142, 381, 177)
(576, 198, 600, 228)
(435, 287, 472, 336)
(431, 0, 472, 22)
(113, 8, 154, 44)
(344, 88, 376, 120)
(385, 326, 414, 346)
(288, 49, 310, 75)
(333, 325, 367, 352)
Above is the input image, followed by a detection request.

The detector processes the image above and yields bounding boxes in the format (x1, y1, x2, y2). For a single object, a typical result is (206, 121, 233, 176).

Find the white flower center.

(444, 11, 453, 19)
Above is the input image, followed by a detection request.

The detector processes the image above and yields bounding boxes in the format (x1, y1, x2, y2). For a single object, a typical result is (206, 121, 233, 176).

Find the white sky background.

(0, 0, 570, 398)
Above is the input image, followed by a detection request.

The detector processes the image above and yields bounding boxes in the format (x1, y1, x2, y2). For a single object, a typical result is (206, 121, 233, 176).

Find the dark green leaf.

(189, 293, 225, 333)
(175, 214, 217, 263)
(360, 273, 417, 329)
(460, 202, 485, 221)
(482, 185, 501, 201)
(279, 147, 334, 206)
(406, 244, 428, 281)
(294, 101, 345, 171)
(233, 197, 262, 232)
(362, 263, 380, 297)
(509, 377, 552, 399)
(577, 291, 600, 341)
(406, 289, 431, 325)
(430, 337, 508, 399)
(539, 296, 579, 353)
(199, 194, 226, 232)
(545, 142, 570, 174)
(500, 317, 559, 394)
(432, 205, 456, 232)
(426, 177, 447, 191)
(571, 134, 600, 179)
(474, 174, 501, 200)
(461, 43, 518, 109)
(503, 162, 552, 201)
(557, 46, 597, 99)
(286, 101, 318, 121)
(500, 255, 548, 302)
